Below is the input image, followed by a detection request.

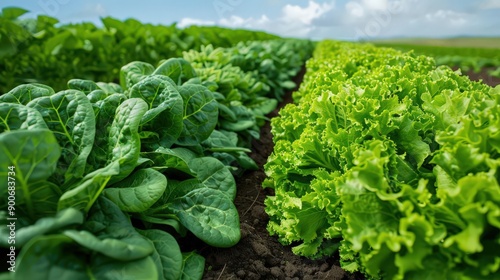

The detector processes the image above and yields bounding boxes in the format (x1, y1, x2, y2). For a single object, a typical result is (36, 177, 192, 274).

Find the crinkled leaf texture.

(264, 41, 500, 279)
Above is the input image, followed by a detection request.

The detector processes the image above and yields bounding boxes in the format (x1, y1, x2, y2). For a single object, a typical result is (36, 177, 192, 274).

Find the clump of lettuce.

(264, 40, 500, 279)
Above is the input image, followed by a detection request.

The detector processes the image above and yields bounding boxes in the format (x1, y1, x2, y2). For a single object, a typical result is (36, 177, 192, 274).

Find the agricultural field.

(370, 37, 500, 48)
(1, 3, 500, 280)
(372, 38, 500, 86)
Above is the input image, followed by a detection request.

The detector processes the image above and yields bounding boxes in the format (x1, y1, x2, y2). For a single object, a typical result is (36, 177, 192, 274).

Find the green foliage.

(374, 42, 500, 73)
(0, 59, 235, 279)
(183, 40, 313, 149)
(0, 27, 312, 278)
(0, 129, 61, 220)
(264, 40, 500, 279)
(0, 11, 279, 94)
(0, 7, 314, 275)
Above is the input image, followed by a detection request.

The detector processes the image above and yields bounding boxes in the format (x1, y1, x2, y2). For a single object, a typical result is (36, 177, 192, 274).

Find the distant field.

(369, 37, 500, 49)
(366, 37, 500, 86)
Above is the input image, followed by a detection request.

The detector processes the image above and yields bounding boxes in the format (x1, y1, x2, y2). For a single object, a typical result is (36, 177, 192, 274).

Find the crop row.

(264, 40, 500, 279)
(374, 42, 500, 75)
(0, 7, 279, 94)
(0, 36, 313, 279)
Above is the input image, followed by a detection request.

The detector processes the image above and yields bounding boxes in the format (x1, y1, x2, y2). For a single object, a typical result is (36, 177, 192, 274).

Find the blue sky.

(2, 0, 500, 40)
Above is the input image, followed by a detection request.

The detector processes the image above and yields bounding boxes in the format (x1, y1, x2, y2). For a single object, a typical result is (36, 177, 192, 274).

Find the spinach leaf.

(65, 196, 154, 261)
(0, 129, 60, 219)
(96, 82, 123, 94)
(120, 61, 155, 90)
(106, 98, 148, 184)
(171, 188, 240, 247)
(0, 84, 54, 105)
(138, 229, 183, 280)
(27, 90, 96, 185)
(180, 252, 205, 280)
(103, 168, 167, 213)
(16, 234, 158, 280)
(16, 235, 90, 280)
(86, 93, 127, 171)
(0, 208, 83, 247)
(188, 157, 236, 199)
(141, 147, 196, 175)
(219, 104, 256, 132)
(67, 79, 99, 94)
(130, 75, 183, 149)
(0, 103, 48, 132)
(142, 156, 239, 247)
(58, 161, 120, 212)
(201, 130, 257, 170)
(86, 90, 109, 105)
(176, 84, 218, 146)
(153, 58, 197, 85)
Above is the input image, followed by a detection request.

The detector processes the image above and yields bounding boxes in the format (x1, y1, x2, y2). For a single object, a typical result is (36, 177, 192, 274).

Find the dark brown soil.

(195, 68, 363, 280)
(458, 67, 500, 87)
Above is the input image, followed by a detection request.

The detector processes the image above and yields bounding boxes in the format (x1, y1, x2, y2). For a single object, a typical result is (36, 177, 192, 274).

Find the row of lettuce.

(0, 6, 279, 94)
(374, 42, 500, 77)
(0, 38, 314, 279)
(264, 40, 500, 279)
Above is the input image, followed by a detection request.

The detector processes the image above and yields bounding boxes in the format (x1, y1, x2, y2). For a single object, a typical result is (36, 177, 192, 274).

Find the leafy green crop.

(0, 59, 237, 280)
(182, 40, 313, 151)
(374, 42, 500, 74)
(0, 30, 312, 278)
(0, 7, 279, 94)
(264, 40, 500, 279)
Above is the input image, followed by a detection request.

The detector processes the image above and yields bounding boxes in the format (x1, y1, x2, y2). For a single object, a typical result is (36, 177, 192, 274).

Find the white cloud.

(174, 0, 499, 40)
(345, 2, 365, 17)
(344, 0, 389, 18)
(361, 0, 388, 11)
(178, 18, 215, 28)
(219, 15, 251, 28)
(282, 0, 333, 24)
(257, 15, 271, 25)
(425, 10, 468, 26)
(216, 1, 333, 37)
(77, 4, 107, 18)
(479, 0, 500, 9)
(219, 15, 270, 28)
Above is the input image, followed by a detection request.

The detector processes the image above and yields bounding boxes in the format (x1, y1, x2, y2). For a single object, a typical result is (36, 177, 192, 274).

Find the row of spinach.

(0, 6, 279, 94)
(0, 39, 313, 279)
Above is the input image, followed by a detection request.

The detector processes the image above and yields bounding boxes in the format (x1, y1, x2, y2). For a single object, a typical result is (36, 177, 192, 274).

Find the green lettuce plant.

(264, 40, 500, 279)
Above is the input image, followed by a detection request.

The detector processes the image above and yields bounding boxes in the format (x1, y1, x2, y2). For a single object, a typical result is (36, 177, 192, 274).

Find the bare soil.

(459, 67, 500, 87)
